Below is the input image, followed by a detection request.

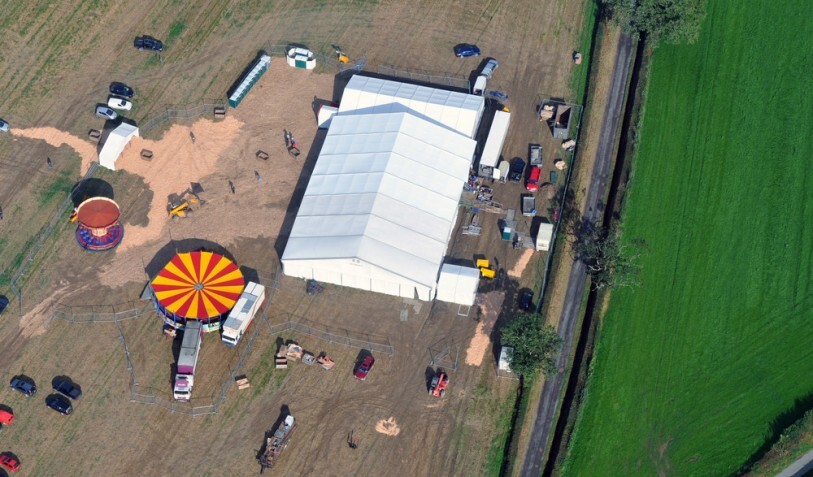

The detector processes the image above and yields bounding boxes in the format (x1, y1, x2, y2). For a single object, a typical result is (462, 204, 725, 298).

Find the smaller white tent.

(435, 264, 480, 306)
(535, 223, 554, 251)
(99, 123, 139, 170)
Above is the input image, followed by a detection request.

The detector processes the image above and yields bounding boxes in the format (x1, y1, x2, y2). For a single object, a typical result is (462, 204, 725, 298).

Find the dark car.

(134, 35, 163, 52)
(45, 394, 72, 415)
(109, 82, 134, 98)
(354, 355, 375, 381)
(518, 290, 534, 311)
(53, 379, 81, 400)
(0, 295, 9, 316)
(0, 452, 20, 472)
(509, 158, 525, 182)
(454, 43, 480, 58)
(9, 376, 36, 397)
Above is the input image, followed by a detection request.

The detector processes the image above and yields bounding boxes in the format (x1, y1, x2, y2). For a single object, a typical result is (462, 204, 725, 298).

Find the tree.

(500, 313, 563, 378)
(602, 0, 706, 45)
(571, 223, 646, 290)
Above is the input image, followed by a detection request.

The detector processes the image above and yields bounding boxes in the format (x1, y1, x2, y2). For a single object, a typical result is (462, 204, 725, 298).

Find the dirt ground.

(0, 1, 589, 475)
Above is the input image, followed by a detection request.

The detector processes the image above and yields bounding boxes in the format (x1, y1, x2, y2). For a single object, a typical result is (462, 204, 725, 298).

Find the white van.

(473, 74, 487, 95)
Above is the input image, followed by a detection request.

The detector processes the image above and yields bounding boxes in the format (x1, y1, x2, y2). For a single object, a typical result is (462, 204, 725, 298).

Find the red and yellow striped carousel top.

(151, 251, 245, 319)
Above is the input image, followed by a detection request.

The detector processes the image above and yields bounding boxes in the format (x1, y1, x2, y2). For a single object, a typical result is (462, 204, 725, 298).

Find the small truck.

(260, 414, 296, 470)
(521, 193, 537, 217)
(529, 144, 543, 167)
(221, 282, 265, 347)
(174, 320, 203, 401)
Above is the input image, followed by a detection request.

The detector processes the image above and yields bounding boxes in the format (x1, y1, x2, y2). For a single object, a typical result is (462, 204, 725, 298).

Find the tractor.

(429, 369, 449, 398)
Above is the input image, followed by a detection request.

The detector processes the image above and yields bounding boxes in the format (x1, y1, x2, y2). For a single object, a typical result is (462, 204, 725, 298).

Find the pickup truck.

(521, 193, 536, 217)
(529, 144, 543, 166)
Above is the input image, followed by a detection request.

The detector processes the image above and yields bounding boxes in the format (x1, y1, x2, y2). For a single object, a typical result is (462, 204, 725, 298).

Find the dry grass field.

(0, 1, 589, 475)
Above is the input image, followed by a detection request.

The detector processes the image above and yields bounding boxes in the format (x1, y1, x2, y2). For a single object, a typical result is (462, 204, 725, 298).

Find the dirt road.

(519, 32, 635, 477)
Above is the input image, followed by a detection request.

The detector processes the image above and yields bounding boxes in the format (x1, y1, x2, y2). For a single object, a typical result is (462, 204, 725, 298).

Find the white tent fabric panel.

(282, 110, 478, 300)
(98, 123, 139, 171)
(435, 264, 480, 306)
(339, 75, 485, 138)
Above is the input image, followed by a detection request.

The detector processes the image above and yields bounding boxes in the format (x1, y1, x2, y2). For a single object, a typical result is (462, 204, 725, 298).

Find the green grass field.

(564, 1, 813, 475)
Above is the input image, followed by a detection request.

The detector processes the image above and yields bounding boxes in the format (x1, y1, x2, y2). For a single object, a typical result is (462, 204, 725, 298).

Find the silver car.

(0, 119, 8, 133)
(95, 105, 118, 120)
(480, 58, 499, 79)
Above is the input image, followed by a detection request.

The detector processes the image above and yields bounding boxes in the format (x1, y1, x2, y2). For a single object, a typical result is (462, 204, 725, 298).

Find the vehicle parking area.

(0, 1, 587, 474)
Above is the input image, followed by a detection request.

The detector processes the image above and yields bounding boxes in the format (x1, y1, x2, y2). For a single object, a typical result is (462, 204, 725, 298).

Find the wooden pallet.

(140, 149, 154, 161)
(235, 376, 251, 390)
(214, 106, 226, 119)
(256, 150, 269, 161)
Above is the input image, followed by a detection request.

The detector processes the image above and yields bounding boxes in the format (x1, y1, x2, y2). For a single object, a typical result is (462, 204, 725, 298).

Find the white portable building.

(498, 346, 514, 372)
(535, 222, 554, 251)
(98, 122, 139, 171)
(435, 264, 480, 306)
(338, 75, 485, 138)
(281, 111, 477, 301)
(478, 110, 510, 176)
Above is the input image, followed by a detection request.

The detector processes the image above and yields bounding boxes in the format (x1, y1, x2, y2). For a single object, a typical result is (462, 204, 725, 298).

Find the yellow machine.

(167, 183, 205, 218)
(334, 46, 349, 64)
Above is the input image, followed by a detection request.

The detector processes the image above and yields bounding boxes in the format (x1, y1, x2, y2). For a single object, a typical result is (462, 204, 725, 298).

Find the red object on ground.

(525, 166, 541, 192)
(430, 371, 449, 398)
(354, 355, 375, 381)
(0, 409, 13, 426)
(76, 197, 120, 228)
(0, 452, 20, 472)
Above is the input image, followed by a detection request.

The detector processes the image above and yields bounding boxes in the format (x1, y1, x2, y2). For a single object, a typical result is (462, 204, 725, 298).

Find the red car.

(0, 452, 20, 472)
(525, 166, 541, 191)
(354, 355, 375, 381)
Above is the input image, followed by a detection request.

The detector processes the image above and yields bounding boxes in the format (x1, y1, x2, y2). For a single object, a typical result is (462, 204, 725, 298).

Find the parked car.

(95, 105, 118, 120)
(53, 379, 81, 400)
(45, 394, 72, 415)
(109, 82, 134, 98)
(0, 119, 8, 133)
(0, 409, 14, 428)
(509, 158, 525, 182)
(354, 355, 375, 381)
(134, 35, 163, 52)
(0, 296, 9, 316)
(9, 376, 36, 397)
(525, 166, 541, 192)
(0, 452, 20, 472)
(107, 96, 132, 111)
(453, 43, 480, 58)
(519, 290, 534, 311)
(480, 58, 499, 78)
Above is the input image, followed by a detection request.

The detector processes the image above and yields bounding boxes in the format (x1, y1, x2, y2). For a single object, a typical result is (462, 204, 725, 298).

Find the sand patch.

(375, 417, 401, 436)
(508, 248, 534, 278)
(113, 115, 243, 251)
(11, 127, 98, 174)
(464, 291, 505, 366)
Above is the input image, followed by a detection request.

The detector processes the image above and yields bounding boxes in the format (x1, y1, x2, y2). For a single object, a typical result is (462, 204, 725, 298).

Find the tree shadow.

(733, 390, 813, 476)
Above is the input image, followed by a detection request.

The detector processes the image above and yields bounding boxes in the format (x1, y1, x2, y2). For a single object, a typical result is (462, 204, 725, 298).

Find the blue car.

(454, 43, 480, 58)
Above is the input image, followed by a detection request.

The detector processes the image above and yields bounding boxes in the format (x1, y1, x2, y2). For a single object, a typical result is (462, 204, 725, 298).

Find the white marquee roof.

(436, 264, 480, 305)
(99, 123, 139, 171)
(282, 111, 477, 289)
(339, 75, 485, 138)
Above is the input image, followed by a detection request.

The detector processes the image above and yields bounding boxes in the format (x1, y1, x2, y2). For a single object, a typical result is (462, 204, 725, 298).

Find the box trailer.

(221, 282, 266, 347)
(478, 110, 511, 177)
(174, 320, 203, 401)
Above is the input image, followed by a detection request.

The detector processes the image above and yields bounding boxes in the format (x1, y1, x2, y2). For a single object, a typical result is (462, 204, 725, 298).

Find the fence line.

(376, 64, 470, 91)
(264, 314, 395, 356)
(6, 162, 100, 316)
(139, 99, 228, 137)
(51, 301, 152, 323)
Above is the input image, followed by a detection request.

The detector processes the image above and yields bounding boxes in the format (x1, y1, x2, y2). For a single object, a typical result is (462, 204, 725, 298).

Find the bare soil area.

(0, 1, 589, 475)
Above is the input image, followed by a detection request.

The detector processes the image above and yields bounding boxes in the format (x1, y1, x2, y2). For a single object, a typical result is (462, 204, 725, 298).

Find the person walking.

(255, 171, 262, 183)
(47, 157, 53, 169)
